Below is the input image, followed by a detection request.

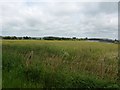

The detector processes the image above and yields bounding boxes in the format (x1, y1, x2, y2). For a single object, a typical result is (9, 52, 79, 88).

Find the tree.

(72, 37, 76, 39)
(23, 36, 31, 39)
(3, 36, 11, 39)
(85, 37, 88, 40)
(11, 36, 17, 39)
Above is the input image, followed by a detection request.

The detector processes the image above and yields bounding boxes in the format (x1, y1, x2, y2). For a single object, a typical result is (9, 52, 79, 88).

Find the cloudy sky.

(0, 0, 118, 39)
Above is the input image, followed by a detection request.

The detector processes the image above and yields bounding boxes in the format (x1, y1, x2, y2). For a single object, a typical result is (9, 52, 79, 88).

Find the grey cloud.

(1, 2, 118, 39)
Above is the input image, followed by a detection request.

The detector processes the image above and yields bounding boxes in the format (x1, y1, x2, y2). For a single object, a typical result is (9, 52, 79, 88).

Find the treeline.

(1, 36, 119, 43)
(1, 36, 86, 40)
(43, 36, 80, 40)
(88, 38, 118, 43)
(2, 36, 32, 40)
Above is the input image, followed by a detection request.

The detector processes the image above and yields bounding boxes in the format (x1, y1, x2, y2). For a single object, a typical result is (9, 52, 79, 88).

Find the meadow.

(2, 40, 119, 88)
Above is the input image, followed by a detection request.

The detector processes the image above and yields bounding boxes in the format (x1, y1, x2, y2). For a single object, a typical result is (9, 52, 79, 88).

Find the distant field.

(2, 40, 119, 88)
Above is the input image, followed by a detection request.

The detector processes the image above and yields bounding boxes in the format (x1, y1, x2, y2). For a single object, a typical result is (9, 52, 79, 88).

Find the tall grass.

(2, 40, 119, 88)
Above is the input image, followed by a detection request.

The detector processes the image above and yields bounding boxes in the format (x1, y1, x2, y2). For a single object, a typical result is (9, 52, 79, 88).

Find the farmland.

(2, 40, 119, 88)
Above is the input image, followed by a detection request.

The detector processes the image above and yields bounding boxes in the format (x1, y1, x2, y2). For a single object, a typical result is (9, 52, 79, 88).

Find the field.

(2, 40, 119, 88)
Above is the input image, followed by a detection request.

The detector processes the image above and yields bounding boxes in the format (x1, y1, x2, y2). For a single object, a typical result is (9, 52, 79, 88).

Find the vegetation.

(2, 36, 119, 44)
(2, 40, 119, 88)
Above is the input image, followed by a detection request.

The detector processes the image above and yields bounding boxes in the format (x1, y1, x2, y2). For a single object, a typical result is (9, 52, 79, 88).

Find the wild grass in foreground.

(2, 40, 119, 88)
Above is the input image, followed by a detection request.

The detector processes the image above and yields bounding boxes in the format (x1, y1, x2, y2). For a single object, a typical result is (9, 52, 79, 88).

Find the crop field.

(2, 40, 119, 88)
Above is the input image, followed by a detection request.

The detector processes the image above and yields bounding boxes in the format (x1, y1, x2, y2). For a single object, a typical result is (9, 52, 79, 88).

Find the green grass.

(2, 40, 119, 88)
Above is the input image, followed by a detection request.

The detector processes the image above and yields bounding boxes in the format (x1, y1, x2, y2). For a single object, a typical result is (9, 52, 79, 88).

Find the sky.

(0, 0, 118, 39)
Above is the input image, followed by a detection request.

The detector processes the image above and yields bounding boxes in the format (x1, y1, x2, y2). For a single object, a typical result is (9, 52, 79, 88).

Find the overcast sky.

(0, 0, 118, 39)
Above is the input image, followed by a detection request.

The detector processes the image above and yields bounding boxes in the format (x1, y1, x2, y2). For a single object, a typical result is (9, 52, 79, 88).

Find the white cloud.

(1, 1, 118, 39)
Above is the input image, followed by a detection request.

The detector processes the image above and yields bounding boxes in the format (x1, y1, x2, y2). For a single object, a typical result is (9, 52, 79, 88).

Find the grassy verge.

(2, 40, 119, 88)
